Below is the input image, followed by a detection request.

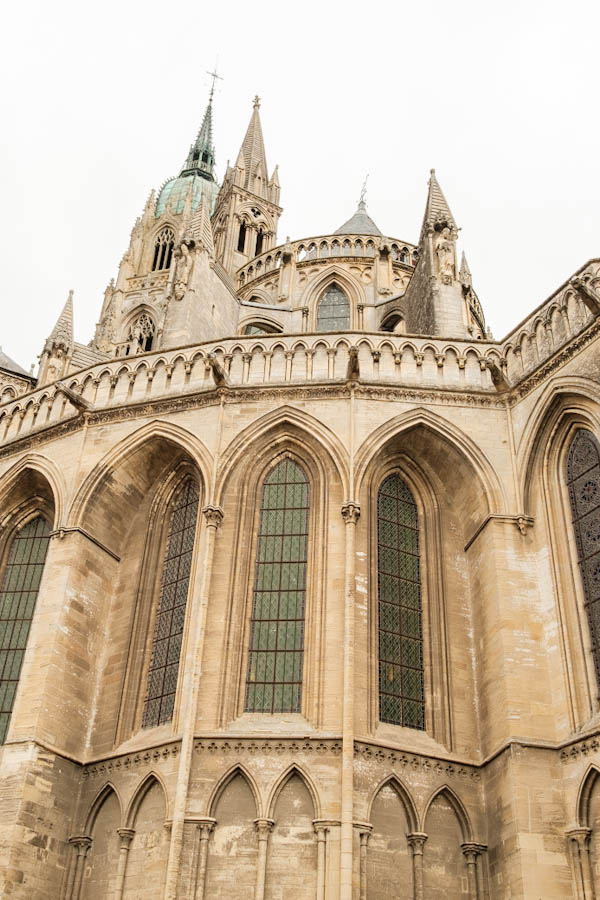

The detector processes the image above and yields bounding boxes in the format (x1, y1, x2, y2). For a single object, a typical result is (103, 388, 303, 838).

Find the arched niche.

(423, 788, 470, 899)
(81, 786, 121, 899)
(519, 386, 600, 730)
(205, 769, 259, 899)
(265, 770, 318, 899)
(212, 409, 348, 729)
(356, 413, 497, 749)
(71, 428, 208, 750)
(122, 776, 168, 898)
(367, 777, 416, 899)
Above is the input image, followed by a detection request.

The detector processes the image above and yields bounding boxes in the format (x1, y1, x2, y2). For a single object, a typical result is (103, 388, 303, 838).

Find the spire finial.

(253, 95, 261, 109)
(206, 64, 223, 102)
(359, 174, 369, 208)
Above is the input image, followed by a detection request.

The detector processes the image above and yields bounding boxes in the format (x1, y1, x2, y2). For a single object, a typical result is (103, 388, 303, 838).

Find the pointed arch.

(266, 763, 321, 819)
(124, 771, 170, 828)
(84, 782, 123, 834)
(0, 453, 64, 528)
(69, 419, 212, 530)
(215, 405, 350, 505)
(302, 266, 364, 331)
(422, 785, 473, 841)
(578, 765, 600, 827)
(367, 774, 419, 833)
(355, 406, 505, 514)
(207, 764, 261, 818)
(517, 376, 600, 512)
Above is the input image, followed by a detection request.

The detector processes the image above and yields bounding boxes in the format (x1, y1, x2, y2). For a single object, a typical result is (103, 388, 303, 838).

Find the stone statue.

(435, 226, 455, 284)
(173, 241, 193, 301)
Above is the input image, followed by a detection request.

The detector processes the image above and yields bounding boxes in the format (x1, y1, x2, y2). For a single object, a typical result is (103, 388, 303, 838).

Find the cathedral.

(0, 86, 599, 900)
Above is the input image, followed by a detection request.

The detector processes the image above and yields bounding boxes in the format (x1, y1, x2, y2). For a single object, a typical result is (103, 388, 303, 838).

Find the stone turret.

(212, 96, 282, 274)
(404, 170, 485, 338)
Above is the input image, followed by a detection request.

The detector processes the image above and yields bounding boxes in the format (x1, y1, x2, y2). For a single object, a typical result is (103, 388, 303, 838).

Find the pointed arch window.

(377, 473, 424, 729)
(567, 430, 600, 691)
(0, 515, 51, 743)
(142, 478, 199, 728)
(152, 226, 175, 272)
(316, 283, 350, 332)
(245, 458, 309, 714)
(127, 313, 155, 354)
(238, 221, 247, 253)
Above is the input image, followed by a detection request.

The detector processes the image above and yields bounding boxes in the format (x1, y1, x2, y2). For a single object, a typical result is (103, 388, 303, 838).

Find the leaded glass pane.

(316, 283, 350, 332)
(567, 431, 600, 691)
(142, 479, 199, 728)
(0, 516, 50, 744)
(377, 473, 425, 730)
(245, 459, 309, 713)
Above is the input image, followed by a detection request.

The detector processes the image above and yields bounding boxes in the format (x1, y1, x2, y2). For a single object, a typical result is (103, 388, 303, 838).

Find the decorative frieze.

(193, 737, 343, 756)
(82, 741, 181, 779)
(353, 740, 480, 780)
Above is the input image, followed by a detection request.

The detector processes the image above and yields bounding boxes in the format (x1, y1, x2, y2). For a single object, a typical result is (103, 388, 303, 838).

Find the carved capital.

(202, 505, 224, 529)
(341, 501, 361, 525)
(414, 352, 424, 367)
(566, 826, 592, 848)
(254, 817, 274, 840)
(461, 841, 487, 861)
(68, 834, 92, 856)
(407, 832, 428, 855)
(117, 827, 136, 849)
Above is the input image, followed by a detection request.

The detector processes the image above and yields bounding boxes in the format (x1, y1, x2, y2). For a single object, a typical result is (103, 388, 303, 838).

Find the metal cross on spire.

(359, 174, 369, 207)
(206, 65, 223, 101)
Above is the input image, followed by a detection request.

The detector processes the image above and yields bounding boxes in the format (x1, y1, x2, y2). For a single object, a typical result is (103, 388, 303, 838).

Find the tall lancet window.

(316, 283, 350, 331)
(245, 458, 309, 714)
(567, 430, 600, 691)
(0, 516, 51, 743)
(152, 226, 175, 271)
(142, 478, 199, 728)
(377, 473, 425, 730)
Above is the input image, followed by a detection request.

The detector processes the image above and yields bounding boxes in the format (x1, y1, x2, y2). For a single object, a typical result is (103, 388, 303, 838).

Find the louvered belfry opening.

(245, 458, 309, 714)
(0, 515, 51, 744)
(567, 430, 600, 692)
(377, 473, 425, 730)
(142, 478, 199, 728)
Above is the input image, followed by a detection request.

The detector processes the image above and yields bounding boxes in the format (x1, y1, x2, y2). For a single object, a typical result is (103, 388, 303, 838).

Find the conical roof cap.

(335, 200, 382, 236)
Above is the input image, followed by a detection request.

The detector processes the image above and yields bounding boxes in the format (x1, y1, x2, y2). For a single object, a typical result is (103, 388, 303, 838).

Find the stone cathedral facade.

(0, 89, 599, 900)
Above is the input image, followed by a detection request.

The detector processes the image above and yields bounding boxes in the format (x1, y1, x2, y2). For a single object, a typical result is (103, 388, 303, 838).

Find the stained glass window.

(0, 516, 50, 744)
(245, 459, 309, 714)
(316, 283, 350, 332)
(377, 473, 425, 730)
(142, 479, 199, 728)
(567, 430, 600, 692)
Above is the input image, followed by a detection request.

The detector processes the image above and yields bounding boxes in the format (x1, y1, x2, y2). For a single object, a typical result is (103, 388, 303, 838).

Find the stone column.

(461, 842, 486, 900)
(191, 818, 216, 900)
(354, 824, 372, 900)
(567, 828, 595, 900)
(65, 835, 92, 900)
(253, 818, 274, 900)
(164, 505, 224, 900)
(340, 501, 360, 900)
(313, 821, 329, 900)
(114, 828, 135, 900)
(407, 832, 428, 900)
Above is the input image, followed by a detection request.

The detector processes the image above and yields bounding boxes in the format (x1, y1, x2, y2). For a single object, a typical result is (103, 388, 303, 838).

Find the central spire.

(180, 89, 217, 181)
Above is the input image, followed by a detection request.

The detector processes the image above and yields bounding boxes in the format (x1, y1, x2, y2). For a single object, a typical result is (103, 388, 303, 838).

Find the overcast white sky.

(1, 0, 598, 370)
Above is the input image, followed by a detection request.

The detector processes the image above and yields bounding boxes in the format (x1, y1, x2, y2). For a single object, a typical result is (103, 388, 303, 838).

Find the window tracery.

(377, 473, 424, 729)
(127, 314, 155, 354)
(316, 283, 351, 332)
(245, 458, 309, 714)
(567, 430, 600, 691)
(0, 515, 50, 743)
(152, 226, 175, 272)
(141, 478, 199, 728)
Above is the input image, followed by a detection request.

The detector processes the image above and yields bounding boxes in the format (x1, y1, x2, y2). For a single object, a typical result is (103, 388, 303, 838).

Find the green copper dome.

(155, 173, 219, 218)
